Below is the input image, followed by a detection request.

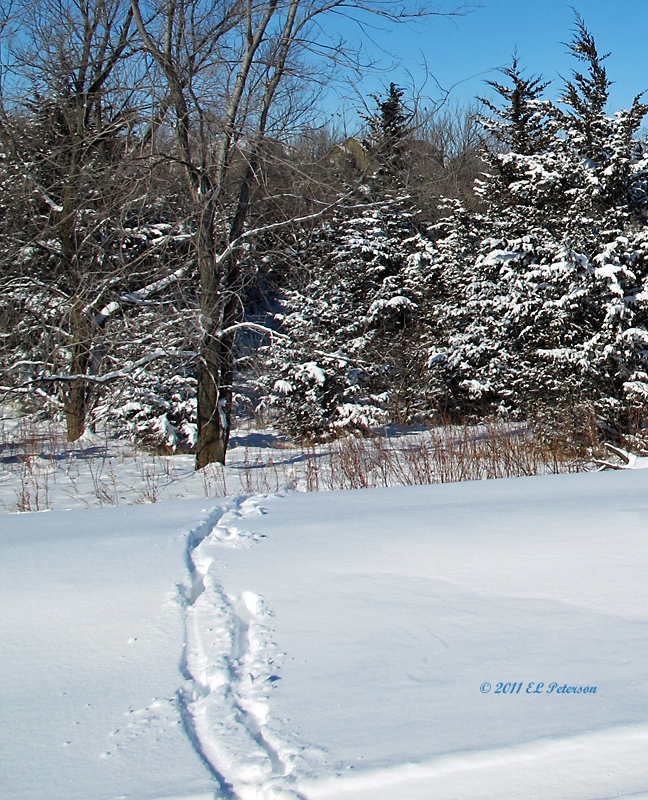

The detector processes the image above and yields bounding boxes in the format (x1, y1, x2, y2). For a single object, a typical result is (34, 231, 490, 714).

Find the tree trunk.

(194, 155, 252, 468)
(196, 335, 228, 467)
(195, 204, 229, 468)
(65, 380, 88, 442)
(64, 301, 92, 442)
(194, 256, 239, 468)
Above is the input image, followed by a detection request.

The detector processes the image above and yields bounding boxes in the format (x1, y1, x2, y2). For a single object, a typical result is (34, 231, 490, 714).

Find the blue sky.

(326, 0, 648, 127)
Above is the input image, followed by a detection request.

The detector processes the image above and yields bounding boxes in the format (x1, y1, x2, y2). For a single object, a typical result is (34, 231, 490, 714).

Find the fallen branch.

(594, 443, 648, 470)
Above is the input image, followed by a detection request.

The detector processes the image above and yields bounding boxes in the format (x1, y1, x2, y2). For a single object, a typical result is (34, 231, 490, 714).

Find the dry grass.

(0, 413, 179, 511)
(320, 421, 589, 490)
(0, 415, 62, 512)
(0, 410, 598, 511)
(229, 417, 594, 494)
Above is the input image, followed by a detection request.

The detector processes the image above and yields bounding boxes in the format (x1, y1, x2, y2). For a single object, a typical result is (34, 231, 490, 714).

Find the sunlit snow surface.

(2, 470, 648, 799)
(0, 499, 217, 800)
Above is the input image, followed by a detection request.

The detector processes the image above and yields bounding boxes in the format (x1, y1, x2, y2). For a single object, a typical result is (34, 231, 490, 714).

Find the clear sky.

(325, 0, 648, 128)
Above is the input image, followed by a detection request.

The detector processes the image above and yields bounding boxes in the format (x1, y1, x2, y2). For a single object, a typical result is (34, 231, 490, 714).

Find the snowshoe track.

(179, 497, 306, 800)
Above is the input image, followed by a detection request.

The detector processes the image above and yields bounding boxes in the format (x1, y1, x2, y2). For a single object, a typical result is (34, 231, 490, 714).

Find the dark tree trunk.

(194, 162, 254, 469)
(65, 381, 88, 442)
(59, 167, 92, 443)
(194, 255, 239, 468)
(196, 336, 228, 467)
(64, 302, 92, 442)
(195, 203, 229, 468)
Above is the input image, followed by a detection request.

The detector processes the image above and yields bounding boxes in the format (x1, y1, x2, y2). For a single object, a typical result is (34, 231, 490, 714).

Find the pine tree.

(480, 57, 552, 157)
(553, 14, 648, 221)
(258, 195, 437, 438)
(474, 58, 574, 225)
(254, 84, 441, 438)
(429, 22, 648, 433)
(363, 83, 413, 184)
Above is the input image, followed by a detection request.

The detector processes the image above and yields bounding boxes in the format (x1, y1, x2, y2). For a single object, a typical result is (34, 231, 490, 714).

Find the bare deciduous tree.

(0, 0, 466, 464)
(0, 0, 143, 439)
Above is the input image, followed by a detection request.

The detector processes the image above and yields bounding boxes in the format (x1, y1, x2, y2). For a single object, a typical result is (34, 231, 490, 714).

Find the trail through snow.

(179, 497, 306, 799)
(0, 499, 217, 800)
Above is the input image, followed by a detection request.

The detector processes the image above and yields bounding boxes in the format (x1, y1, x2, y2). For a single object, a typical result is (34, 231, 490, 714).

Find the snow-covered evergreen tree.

(430, 20, 648, 432)
(258, 194, 437, 438)
(254, 85, 441, 438)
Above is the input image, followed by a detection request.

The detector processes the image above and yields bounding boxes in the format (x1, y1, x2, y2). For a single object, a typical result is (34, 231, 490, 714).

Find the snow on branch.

(18, 349, 197, 386)
(23, 174, 64, 213)
(0, 386, 65, 408)
(218, 321, 291, 339)
(594, 444, 648, 470)
(94, 266, 188, 325)
(217, 322, 368, 365)
(213, 195, 393, 270)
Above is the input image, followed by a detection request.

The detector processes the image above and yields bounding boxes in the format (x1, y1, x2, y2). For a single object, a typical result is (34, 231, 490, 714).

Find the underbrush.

(0, 407, 602, 513)
(308, 420, 590, 491)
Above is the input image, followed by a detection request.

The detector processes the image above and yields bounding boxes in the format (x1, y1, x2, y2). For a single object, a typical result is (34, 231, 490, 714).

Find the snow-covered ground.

(2, 466, 648, 800)
(0, 406, 589, 514)
(0, 407, 298, 512)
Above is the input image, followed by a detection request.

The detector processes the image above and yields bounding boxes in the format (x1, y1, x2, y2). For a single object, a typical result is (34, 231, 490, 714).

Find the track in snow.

(178, 496, 307, 800)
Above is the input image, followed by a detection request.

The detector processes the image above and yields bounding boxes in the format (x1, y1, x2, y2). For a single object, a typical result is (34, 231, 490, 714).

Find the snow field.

(199, 472, 648, 799)
(0, 499, 218, 800)
(301, 725, 648, 800)
(2, 466, 648, 799)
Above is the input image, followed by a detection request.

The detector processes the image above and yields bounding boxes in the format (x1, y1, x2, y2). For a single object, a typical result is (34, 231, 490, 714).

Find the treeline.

(2, 5, 647, 461)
